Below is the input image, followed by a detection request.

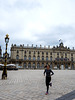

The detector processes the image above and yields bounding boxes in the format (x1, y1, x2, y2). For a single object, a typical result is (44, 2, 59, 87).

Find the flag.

(59, 39, 61, 42)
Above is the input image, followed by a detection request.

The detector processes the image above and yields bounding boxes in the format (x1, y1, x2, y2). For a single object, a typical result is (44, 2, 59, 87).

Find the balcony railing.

(55, 58, 70, 61)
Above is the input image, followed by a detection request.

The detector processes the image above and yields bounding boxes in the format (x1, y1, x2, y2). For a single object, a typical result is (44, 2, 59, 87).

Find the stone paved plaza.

(0, 70, 75, 100)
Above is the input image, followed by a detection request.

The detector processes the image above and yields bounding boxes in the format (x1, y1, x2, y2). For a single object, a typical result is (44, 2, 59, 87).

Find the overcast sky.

(0, 0, 75, 54)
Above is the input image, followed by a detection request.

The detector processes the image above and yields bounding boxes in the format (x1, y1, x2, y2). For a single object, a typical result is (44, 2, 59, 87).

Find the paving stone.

(0, 70, 75, 100)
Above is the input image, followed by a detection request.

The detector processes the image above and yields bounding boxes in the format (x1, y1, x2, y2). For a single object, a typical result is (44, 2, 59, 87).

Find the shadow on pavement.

(56, 90, 75, 100)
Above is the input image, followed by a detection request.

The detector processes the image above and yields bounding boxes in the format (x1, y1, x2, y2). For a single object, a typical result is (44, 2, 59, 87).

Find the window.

(25, 51, 26, 54)
(38, 51, 40, 54)
(71, 53, 73, 56)
(71, 57, 73, 61)
(61, 57, 63, 61)
(57, 53, 59, 56)
(42, 56, 44, 60)
(33, 62, 35, 68)
(17, 50, 19, 53)
(46, 62, 48, 65)
(24, 55, 27, 60)
(37, 56, 40, 60)
(42, 52, 44, 55)
(33, 51, 35, 54)
(33, 56, 35, 60)
(57, 64, 60, 69)
(42, 62, 44, 68)
(46, 52, 48, 55)
(28, 62, 31, 68)
(65, 53, 67, 56)
(65, 57, 67, 61)
(29, 51, 31, 54)
(37, 62, 40, 68)
(61, 56, 63, 58)
(57, 57, 59, 61)
(50, 52, 52, 55)
(24, 63, 26, 68)
(46, 56, 48, 61)
(50, 56, 52, 61)
(50, 63, 52, 69)
(16, 55, 19, 60)
(29, 55, 31, 60)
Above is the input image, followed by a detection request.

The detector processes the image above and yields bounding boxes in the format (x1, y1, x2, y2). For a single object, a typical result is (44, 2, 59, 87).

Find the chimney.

(14, 44, 16, 46)
(32, 44, 33, 47)
(11, 44, 13, 47)
(27, 44, 29, 47)
(44, 45, 46, 48)
(23, 44, 24, 47)
(48, 45, 50, 49)
(36, 45, 37, 47)
(40, 45, 42, 48)
(73, 47, 74, 50)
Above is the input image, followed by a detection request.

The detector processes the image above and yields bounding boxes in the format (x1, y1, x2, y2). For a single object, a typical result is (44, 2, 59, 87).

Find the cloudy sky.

(0, 0, 75, 54)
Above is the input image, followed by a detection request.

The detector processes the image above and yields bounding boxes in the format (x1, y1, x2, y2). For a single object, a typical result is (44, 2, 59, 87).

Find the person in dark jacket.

(44, 64, 54, 95)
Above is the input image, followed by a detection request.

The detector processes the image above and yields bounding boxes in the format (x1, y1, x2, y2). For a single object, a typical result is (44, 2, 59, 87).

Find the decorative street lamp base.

(2, 75, 7, 80)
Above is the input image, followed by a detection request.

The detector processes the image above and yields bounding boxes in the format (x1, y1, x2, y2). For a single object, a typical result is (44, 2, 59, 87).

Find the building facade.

(10, 42, 75, 69)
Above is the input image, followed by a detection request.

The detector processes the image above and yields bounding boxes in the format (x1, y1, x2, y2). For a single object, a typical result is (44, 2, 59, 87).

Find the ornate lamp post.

(2, 34, 9, 79)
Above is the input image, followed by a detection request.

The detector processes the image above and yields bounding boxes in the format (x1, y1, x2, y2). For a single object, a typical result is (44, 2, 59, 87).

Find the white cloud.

(0, 0, 75, 53)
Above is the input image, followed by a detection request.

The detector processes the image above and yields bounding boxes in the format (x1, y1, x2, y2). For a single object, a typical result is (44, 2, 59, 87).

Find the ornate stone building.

(10, 42, 75, 69)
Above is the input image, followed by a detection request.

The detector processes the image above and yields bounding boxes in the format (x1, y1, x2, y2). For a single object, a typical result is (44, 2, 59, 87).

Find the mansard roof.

(52, 42, 70, 51)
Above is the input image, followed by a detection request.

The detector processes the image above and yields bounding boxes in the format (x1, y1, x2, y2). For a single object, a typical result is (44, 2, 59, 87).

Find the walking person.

(44, 64, 54, 95)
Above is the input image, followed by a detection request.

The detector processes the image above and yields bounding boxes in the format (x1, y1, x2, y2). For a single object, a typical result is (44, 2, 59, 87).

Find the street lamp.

(2, 34, 9, 79)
